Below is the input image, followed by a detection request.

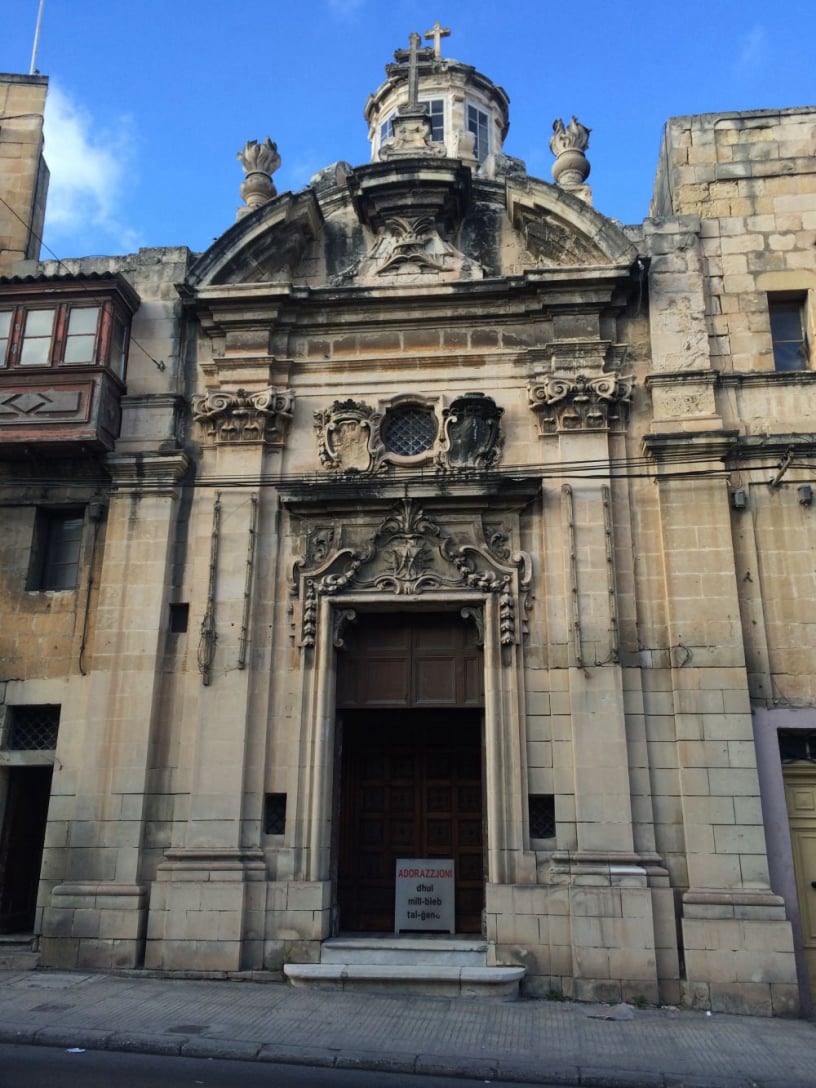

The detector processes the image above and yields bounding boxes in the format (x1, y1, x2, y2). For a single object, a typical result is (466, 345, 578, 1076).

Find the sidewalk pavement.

(0, 969, 814, 1087)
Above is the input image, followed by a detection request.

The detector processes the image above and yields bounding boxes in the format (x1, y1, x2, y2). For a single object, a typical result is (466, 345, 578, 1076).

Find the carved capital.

(528, 373, 634, 434)
(193, 386, 294, 446)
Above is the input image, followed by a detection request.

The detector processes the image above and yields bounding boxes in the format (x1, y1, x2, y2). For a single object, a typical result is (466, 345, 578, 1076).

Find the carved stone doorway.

(335, 612, 485, 934)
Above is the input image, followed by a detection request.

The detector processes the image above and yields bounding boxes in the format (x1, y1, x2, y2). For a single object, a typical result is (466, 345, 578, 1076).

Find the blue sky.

(3, 0, 815, 260)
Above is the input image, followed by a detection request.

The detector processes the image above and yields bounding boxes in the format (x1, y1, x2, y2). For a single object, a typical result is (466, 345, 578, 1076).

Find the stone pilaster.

(145, 440, 277, 972)
(649, 436, 798, 1014)
(39, 452, 189, 969)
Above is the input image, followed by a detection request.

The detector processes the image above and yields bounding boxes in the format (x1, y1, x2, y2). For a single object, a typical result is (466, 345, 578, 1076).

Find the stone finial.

(549, 117, 592, 202)
(237, 137, 281, 220)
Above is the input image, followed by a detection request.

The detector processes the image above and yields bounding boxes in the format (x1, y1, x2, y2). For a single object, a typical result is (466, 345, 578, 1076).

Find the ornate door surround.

(282, 482, 538, 895)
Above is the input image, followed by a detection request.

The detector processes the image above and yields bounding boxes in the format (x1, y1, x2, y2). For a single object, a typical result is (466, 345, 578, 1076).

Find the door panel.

(784, 768, 816, 1001)
(339, 711, 483, 933)
(337, 613, 483, 709)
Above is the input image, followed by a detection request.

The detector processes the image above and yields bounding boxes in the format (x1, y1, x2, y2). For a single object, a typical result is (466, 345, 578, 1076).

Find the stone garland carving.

(314, 395, 504, 473)
(355, 215, 481, 283)
(528, 373, 634, 433)
(193, 387, 295, 445)
(291, 498, 532, 656)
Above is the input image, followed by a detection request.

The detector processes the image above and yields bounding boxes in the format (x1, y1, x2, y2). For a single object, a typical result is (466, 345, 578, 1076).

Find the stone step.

(320, 936, 488, 967)
(284, 962, 524, 999)
(0, 933, 39, 971)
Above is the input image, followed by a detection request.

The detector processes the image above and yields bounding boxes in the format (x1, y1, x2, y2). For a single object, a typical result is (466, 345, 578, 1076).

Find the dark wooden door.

(0, 766, 52, 933)
(338, 710, 484, 933)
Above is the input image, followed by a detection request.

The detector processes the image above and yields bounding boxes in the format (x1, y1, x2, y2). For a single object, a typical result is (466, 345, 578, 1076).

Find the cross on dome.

(424, 22, 451, 58)
(393, 31, 435, 112)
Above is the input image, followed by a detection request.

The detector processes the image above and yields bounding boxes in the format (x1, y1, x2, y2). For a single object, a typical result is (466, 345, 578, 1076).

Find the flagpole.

(29, 0, 45, 74)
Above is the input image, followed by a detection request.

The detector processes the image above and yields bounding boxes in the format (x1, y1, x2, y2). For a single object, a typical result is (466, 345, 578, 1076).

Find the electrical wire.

(0, 193, 168, 372)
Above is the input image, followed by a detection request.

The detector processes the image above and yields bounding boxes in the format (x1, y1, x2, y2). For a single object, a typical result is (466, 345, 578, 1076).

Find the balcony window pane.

(19, 308, 55, 366)
(63, 306, 100, 364)
(0, 310, 11, 365)
(110, 317, 128, 378)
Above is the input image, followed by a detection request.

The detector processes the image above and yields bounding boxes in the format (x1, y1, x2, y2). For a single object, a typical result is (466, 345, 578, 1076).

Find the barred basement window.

(4, 705, 60, 750)
(382, 405, 437, 456)
(264, 793, 287, 835)
(528, 794, 556, 839)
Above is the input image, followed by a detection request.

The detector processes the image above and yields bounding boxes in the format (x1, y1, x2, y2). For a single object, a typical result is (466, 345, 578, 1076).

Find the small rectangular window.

(19, 308, 56, 366)
(528, 794, 556, 839)
(3, 705, 60, 751)
(769, 294, 808, 371)
(264, 793, 287, 835)
(426, 99, 444, 142)
(467, 104, 490, 163)
(168, 602, 189, 633)
(29, 508, 84, 591)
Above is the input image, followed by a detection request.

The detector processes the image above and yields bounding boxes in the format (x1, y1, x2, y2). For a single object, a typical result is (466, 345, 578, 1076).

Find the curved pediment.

(505, 176, 638, 269)
(187, 189, 324, 288)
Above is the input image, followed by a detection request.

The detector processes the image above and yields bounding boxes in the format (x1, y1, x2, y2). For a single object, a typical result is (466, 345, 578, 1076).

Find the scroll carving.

(291, 498, 532, 659)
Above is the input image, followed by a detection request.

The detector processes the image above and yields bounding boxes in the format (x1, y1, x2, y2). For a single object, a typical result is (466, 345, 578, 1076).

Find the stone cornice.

(106, 451, 190, 491)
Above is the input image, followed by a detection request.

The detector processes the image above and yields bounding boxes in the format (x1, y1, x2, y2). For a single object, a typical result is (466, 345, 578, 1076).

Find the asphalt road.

(0, 1044, 561, 1087)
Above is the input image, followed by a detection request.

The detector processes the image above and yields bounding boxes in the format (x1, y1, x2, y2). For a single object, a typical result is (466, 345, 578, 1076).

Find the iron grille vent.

(382, 407, 436, 456)
(528, 794, 556, 839)
(264, 793, 287, 835)
(5, 705, 60, 750)
(780, 732, 816, 763)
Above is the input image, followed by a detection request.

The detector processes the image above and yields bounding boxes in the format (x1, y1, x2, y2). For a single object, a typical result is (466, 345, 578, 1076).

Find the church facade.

(1, 34, 815, 1016)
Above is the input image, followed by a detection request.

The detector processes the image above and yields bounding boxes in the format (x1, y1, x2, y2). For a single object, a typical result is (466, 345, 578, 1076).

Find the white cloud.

(327, 0, 365, 19)
(42, 84, 140, 254)
(733, 25, 766, 77)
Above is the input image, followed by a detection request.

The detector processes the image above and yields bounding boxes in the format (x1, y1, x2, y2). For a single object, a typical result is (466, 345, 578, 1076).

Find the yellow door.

(784, 767, 816, 1001)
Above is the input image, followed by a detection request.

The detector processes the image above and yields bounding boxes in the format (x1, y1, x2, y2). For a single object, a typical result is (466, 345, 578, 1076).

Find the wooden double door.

(335, 613, 485, 934)
(338, 710, 484, 933)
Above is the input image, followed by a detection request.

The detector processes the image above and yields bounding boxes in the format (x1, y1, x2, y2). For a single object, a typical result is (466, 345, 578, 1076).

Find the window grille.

(528, 794, 556, 838)
(4, 705, 60, 751)
(382, 406, 437, 456)
(264, 793, 287, 835)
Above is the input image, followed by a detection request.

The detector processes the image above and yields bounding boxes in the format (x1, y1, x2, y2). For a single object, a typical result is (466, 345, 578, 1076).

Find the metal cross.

(424, 21, 451, 59)
(394, 31, 434, 111)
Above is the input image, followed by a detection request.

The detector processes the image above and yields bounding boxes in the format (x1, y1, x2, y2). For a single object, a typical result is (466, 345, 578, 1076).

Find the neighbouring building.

(1, 30, 814, 1016)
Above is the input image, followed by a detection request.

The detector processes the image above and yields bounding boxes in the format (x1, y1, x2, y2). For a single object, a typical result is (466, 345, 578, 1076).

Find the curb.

(2, 1024, 802, 1087)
